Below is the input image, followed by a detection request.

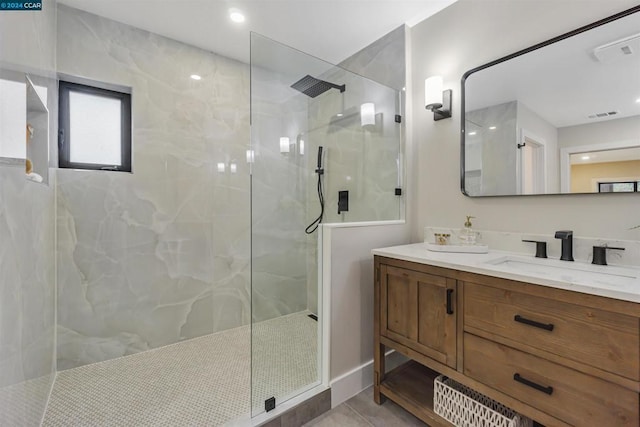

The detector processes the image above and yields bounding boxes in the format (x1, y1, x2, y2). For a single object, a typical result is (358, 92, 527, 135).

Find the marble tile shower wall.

(56, 6, 251, 370)
(306, 72, 401, 224)
(465, 101, 517, 195)
(0, 1, 57, 425)
(304, 26, 406, 313)
(250, 63, 310, 322)
(305, 25, 405, 227)
(0, 169, 56, 425)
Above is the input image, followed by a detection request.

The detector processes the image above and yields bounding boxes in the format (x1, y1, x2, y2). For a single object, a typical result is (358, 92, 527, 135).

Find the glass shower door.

(250, 32, 402, 417)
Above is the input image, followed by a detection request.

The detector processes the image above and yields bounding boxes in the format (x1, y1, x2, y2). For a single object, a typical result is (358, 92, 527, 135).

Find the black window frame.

(597, 181, 639, 193)
(58, 80, 132, 172)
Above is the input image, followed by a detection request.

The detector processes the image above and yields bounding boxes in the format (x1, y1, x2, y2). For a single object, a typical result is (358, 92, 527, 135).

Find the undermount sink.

(483, 255, 639, 290)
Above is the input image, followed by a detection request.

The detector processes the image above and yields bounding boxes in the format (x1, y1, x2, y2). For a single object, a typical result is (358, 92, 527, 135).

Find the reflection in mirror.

(462, 5, 640, 196)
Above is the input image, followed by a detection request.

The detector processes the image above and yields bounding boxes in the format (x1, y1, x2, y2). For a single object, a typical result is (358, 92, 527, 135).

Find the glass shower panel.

(250, 33, 402, 417)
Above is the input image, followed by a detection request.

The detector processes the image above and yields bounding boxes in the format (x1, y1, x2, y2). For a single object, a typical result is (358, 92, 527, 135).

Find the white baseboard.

(329, 350, 408, 408)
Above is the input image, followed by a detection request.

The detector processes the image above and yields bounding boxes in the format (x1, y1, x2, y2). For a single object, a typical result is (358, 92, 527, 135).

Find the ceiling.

(57, 0, 457, 65)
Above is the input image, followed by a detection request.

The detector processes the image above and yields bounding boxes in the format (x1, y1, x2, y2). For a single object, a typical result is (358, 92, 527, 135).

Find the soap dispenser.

(460, 215, 477, 245)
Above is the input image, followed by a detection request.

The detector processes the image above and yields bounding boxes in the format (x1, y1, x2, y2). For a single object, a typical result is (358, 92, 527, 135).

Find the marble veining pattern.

(250, 50, 312, 324)
(0, 167, 56, 425)
(337, 25, 407, 92)
(56, 6, 253, 369)
(0, 0, 57, 424)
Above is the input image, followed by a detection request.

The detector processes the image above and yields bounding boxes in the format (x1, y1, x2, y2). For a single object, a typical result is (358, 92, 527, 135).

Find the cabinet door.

(380, 264, 457, 368)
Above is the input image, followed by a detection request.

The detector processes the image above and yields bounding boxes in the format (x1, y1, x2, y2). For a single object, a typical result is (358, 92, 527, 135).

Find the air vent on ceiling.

(593, 33, 640, 62)
(587, 111, 619, 119)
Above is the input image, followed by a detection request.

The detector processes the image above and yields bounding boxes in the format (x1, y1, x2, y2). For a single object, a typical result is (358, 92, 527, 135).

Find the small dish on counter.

(426, 242, 489, 254)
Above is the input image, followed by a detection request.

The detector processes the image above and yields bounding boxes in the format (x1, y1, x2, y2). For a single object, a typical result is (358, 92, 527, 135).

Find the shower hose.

(305, 171, 324, 234)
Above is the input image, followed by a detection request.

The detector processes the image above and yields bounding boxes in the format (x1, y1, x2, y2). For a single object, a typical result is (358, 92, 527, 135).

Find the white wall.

(326, 222, 409, 405)
(517, 102, 560, 193)
(411, 0, 640, 241)
(558, 115, 640, 149)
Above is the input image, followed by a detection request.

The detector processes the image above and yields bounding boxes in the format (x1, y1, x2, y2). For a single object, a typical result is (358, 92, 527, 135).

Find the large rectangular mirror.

(461, 5, 640, 197)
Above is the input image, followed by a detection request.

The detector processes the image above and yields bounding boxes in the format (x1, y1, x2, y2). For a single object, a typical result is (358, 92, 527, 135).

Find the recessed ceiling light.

(581, 155, 590, 160)
(229, 8, 245, 23)
(336, 113, 343, 117)
(468, 131, 477, 136)
(190, 74, 202, 81)
(636, 98, 640, 103)
(489, 126, 497, 130)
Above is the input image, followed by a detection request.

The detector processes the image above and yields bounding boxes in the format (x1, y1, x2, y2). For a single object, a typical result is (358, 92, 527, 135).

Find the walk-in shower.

(250, 32, 403, 418)
(0, 4, 402, 425)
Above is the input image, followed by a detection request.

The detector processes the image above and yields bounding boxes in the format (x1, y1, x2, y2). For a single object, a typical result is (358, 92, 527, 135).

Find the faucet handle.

(522, 240, 547, 258)
(592, 245, 625, 266)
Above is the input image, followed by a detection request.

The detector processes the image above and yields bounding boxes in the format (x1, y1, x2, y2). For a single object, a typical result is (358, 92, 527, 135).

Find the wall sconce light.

(229, 162, 237, 173)
(299, 139, 305, 156)
(360, 102, 376, 127)
(246, 149, 255, 163)
(425, 76, 452, 121)
(280, 137, 290, 153)
(217, 162, 226, 173)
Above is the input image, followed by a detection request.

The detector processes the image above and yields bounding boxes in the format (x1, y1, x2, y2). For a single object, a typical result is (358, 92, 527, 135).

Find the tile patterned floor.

(304, 387, 427, 427)
(0, 375, 53, 426)
(43, 312, 318, 426)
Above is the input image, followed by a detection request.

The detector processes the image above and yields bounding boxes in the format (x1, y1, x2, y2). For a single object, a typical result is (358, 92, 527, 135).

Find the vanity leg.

(374, 341, 386, 404)
(374, 260, 386, 404)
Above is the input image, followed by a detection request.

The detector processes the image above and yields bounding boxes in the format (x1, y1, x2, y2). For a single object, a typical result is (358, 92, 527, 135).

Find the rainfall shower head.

(291, 75, 346, 98)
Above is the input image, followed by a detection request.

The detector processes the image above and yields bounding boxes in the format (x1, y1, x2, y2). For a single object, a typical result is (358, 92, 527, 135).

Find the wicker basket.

(434, 375, 533, 427)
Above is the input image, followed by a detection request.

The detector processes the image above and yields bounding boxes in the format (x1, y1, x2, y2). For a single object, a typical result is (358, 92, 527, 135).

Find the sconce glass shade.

(217, 162, 225, 173)
(299, 139, 305, 155)
(425, 76, 444, 110)
(279, 137, 290, 153)
(360, 102, 375, 127)
(230, 162, 237, 173)
(246, 149, 255, 163)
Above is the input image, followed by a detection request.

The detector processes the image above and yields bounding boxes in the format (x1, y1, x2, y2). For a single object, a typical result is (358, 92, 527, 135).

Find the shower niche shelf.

(25, 75, 49, 185)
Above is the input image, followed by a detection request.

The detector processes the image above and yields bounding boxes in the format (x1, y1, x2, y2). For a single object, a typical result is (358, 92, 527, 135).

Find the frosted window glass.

(69, 91, 121, 165)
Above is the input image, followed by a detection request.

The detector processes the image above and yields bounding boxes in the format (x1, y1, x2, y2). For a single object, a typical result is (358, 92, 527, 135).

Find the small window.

(58, 81, 131, 172)
(598, 181, 639, 193)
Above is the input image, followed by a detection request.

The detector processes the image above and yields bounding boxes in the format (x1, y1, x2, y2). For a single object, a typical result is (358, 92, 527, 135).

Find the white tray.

(426, 243, 489, 254)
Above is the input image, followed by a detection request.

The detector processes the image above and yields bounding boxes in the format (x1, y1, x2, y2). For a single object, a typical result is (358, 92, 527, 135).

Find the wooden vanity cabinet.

(379, 263, 457, 369)
(373, 255, 640, 427)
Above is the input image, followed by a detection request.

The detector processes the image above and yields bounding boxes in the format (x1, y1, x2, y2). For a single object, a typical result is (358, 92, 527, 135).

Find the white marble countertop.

(372, 243, 640, 304)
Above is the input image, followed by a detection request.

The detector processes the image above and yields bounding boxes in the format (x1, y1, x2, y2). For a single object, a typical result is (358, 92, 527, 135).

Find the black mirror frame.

(460, 4, 640, 197)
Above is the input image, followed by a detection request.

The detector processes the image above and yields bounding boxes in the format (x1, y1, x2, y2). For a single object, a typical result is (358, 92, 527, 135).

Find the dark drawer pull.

(446, 289, 454, 315)
(514, 315, 554, 331)
(513, 373, 553, 395)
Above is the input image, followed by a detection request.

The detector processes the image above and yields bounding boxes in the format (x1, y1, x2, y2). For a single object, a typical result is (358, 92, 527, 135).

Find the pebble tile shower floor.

(43, 312, 318, 426)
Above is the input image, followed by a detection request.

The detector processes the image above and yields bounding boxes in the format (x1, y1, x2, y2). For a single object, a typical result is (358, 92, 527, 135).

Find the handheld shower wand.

(306, 146, 325, 234)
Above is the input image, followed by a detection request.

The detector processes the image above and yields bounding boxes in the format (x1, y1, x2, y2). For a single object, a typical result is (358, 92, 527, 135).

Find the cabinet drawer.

(464, 333, 639, 427)
(464, 282, 640, 380)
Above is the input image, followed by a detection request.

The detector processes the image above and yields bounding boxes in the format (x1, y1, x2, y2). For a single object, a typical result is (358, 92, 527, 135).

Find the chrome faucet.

(554, 230, 574, 261)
